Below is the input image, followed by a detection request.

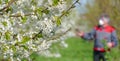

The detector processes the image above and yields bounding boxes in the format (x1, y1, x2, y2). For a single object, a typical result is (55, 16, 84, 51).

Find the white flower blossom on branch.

(0, 0, 80, 61)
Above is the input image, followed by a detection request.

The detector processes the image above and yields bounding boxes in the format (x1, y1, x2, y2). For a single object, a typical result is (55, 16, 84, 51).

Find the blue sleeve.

(111, 30, 118, 47)
(82, 29, 95, 40)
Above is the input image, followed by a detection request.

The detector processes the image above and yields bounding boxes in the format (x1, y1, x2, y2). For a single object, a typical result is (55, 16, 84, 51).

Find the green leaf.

(31, 0, 37, 6)
(44, 9, 50, 14)
(5, 0, 8, 3)
(21, 16, 27, 24)
(52, 0, 59, 6)
(10, 19, 13, 25)
(35, 7, 49, 16)
(21, 45, 29, 50)
(3, 45, 8, 51)
(30, 52, 39, 60)
(56, 18, 61, 26)
(5, 31, 11, 40)
(21, 58, 28, 61)
(37, 34, 43, 38)
(20, 36, 30, 44)
(36, 7, 43, 17)
(101, 40, 108, 50)
(54, 16, 61, 26)
(0, 0, 2, 4)
(2, 21, 7, 27)
(11, 45, 16, 52)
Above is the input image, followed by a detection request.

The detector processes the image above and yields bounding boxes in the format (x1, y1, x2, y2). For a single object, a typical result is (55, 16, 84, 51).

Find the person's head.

(98, 14, 110, 26)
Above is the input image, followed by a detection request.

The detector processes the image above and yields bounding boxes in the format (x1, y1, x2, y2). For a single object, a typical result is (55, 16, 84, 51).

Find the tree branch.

(9, 13, 35, 17)
(59, 0, 80, 18)
(32, 29, 43, 40)
(0, 0, 17, 12)
(30, 0, 80, 41)
(46, 28, 71, 41)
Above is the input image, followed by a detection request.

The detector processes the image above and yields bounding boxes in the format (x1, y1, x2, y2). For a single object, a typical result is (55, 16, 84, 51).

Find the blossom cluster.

(0, 0, 78, 61)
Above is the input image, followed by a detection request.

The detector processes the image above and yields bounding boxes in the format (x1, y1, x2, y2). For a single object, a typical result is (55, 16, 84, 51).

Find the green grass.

(26, 37, 120, 61)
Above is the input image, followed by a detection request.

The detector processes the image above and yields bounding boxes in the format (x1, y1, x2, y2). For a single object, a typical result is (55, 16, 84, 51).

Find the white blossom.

(0, 0, 79, 61)
(31, 5, 36, 10)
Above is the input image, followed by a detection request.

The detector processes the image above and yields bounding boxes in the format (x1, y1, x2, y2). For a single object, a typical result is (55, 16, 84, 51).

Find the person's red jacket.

(82, 25, 118, 52)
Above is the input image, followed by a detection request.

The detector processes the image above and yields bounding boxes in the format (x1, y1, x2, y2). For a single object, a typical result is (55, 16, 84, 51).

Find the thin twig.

(59, 0, 80, 18)
(32, 29, 43, 40)
(46, 28, 71, 41)
(0, 0, 17, 12)
(9, 13, 35, 17)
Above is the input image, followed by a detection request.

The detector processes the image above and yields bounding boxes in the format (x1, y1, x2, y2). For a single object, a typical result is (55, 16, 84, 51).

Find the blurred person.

(76, 14, 118, 61)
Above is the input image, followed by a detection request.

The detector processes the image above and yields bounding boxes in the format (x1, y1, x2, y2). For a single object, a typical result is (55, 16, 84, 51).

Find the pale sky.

(75, 0, 93, 14)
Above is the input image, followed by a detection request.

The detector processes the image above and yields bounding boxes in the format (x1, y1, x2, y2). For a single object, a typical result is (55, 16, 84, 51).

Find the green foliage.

(10, 19, 13, 25)
(36, 7, 43, 16)
(54, 16, 61, 26)
(101, 40, 109, 51)
(44, 9, 50, 14)
(21, 58, 28, 61)
(30, 52, 39, 61)
(36, 34, 43, 38)
(35, 6, 50, 17)
(21, 45, 29, 50)
(4, 0, 9, 3)
(56, 18, 61, 26)
(31, 0, 37, 6)
(11, 45, 16, 52)
(49, 41, 61, 53)
(0, 0, 2, 4)
(5, 31, 11, 40)
(21, 16, 27, 24)
(52, 0, 59, 6)
(20, 36, 30, 44)
(2, 45, 9, 52)
(2, 21, 7, 27)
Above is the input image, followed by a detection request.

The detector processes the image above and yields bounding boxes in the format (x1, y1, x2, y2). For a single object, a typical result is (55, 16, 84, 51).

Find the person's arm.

(111, 30, 118, 47)
(77, 29, 95, 40)
(107, 30, 118, 48)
